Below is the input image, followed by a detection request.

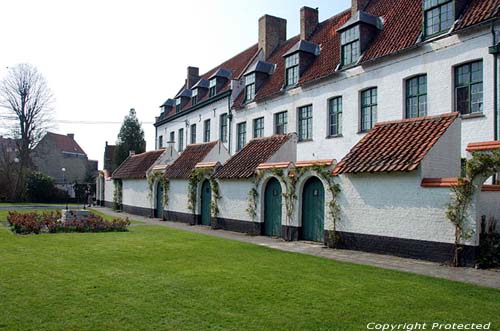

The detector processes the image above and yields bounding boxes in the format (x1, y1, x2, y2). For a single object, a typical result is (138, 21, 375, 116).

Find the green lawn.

(0, 219, 499, 330)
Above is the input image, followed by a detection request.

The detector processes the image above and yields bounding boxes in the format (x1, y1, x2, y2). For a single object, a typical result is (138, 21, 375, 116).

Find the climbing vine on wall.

(446, 150, 500, 267)
(246, 163, 341, 245)
(187, 167, 221, 217)
(147, 171, 170, 209)
(112, 179, 122, 211)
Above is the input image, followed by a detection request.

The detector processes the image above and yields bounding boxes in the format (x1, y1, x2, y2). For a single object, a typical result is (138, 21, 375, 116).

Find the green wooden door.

(301, 177, 324, 242)
(155, 182, 163, 218)
(264, 178, 282, 237)
(201, 179, 211, 226)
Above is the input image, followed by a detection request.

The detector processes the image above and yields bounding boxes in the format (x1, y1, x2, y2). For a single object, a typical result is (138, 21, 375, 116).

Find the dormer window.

(341, 26, 360, 66)
(192, 88, 198, 106)
(424, 0, 454, 37)
(245, 74, 256, 102)
(285, 53, 299, 86)
(175, 98, 181, 113)
(209, 78, 217, 97)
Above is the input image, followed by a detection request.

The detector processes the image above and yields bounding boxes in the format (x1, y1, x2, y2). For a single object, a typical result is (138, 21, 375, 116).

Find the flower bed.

(7, 211, 130, 234)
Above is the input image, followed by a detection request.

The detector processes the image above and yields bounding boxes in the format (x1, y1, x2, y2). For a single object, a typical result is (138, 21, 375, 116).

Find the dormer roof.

(160, 99, 175, 108)
(244, 60, 275, 76)
(192, 79, 210, 89)
(283, 39, 320, 57)
(209, 67, 232, 80)
(175, 88, 192, 98)
(338, 10, 383, 32)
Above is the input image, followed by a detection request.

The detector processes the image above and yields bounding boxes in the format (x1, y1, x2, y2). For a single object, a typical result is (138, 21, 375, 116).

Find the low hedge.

(7, 211, 130, 234)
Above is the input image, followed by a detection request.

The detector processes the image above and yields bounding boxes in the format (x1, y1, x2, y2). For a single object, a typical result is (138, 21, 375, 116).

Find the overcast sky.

(0, 0, 350, 168)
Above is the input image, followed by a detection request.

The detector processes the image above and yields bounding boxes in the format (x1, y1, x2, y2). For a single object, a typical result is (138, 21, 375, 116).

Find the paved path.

(0, 205, 81, 210)
(94, 207, 500, 289)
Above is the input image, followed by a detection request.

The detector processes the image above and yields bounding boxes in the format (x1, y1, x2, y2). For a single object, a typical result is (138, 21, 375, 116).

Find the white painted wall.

(478, 190, 500, 232)
(335, 170, 471, 245)
(168, 179, 190, 214)
(217, 179, 254, 222)
(122, 179, 151, 209)
(104, 179, 114, 203)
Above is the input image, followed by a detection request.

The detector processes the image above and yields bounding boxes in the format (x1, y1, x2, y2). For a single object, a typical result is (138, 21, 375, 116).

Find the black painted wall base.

(165, 210, 197, 225)
(326, 230, 478, 266)
(211, 217, 262, 235)
(122, 204, 152, 218)
(282, 225, 300, 241)
(104, 201, 113, 209)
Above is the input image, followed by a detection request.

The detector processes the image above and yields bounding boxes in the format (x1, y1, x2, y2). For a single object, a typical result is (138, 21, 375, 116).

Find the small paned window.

(285, 53, 299, 86)
(203, 119, 211, 142)
(274, 111, 288, 135)
(455, 61, 483, 114)
(209, 79, 217, 97)
(245, 74, 256, 102)
(237, 122, 247, 151)
(328, 97, 342, 136)
(424, 0, 454, 37)
(341, 25, 360, 66)
(220, 113, 228, 142)
(406, 75, 427, 118)
(360, 88, 377, 132)
(298, 105, 313, 141)
(178, 128, 184, 152)
(190, 124, 196, 144)
(253, 117, 264, 138)
(192, 88, 198, 106)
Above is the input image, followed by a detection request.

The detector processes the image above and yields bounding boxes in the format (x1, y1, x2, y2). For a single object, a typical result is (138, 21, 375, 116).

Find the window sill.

(460, 112, 485, 120)
(326, 134, 343, 139)
(298, 139, 313, 143)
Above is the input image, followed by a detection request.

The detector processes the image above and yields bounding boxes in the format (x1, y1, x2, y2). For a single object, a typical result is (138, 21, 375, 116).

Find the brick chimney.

(300, 7, 318, 40)
(67, 133, 74, 140)
(258, 14, 287, 60)
(186, 66, 200, 89)
(352, 0, 370, 15)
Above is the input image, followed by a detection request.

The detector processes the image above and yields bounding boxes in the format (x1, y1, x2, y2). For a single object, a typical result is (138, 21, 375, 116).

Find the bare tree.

(0, 64, 54, 199)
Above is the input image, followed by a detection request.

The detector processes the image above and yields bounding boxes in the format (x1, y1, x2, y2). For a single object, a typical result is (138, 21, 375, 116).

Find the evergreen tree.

(113, 108, 146, 168)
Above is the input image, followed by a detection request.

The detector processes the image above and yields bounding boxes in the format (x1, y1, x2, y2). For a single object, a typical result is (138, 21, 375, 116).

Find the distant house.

(0, 136, 19, 163)
(32, 132, 97, 185)
(103, 141, 117, 173)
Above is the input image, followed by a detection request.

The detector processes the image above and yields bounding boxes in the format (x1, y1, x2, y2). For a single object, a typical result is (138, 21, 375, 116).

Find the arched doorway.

(155, 181, 163, 218)
(264, 178, 282, 237)
(200, 179, 211, 226)
(301, 177, 324, 242)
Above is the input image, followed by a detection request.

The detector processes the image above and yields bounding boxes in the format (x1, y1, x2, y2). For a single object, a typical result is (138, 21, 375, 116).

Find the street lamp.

(61, 168, 67, 210)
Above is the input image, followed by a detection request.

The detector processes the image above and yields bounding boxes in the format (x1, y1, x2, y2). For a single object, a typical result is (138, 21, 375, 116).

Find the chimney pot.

(187, 66, 200, 89)
(300, 7, 319, 40)
(258, 14, 287, 60)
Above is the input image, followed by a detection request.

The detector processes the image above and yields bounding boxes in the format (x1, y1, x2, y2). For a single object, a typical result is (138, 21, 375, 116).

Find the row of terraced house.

(96, 0, 500, 265)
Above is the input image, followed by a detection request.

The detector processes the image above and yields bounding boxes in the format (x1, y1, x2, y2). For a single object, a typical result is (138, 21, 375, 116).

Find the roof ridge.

(374, 112, 459, 127)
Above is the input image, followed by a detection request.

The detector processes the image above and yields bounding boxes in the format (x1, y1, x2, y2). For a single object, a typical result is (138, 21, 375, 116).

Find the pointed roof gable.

(215, 134, 293, 179)
(333, 113, 459, 175)
(45, 132, 86, 155)
(164, 141, 218, 179)
(112, 149, 165, 179)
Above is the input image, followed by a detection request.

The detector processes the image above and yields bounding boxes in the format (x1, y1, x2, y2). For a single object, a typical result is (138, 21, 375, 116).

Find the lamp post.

(61, 168, 67, 210)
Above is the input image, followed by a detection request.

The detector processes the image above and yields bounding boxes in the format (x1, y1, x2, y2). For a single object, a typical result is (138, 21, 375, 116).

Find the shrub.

(26, 172, 67, 203)
(477, 220, 500, 268)
(7, 211, 130, 234)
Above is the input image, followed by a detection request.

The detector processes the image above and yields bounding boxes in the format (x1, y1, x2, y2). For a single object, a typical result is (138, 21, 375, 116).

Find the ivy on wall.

(147, 171, 170, 209)
(112, 179, 122, 211)
(187, 167, 221, 218)
(246, 163, 341, 245)
(446, 150, 500, 267)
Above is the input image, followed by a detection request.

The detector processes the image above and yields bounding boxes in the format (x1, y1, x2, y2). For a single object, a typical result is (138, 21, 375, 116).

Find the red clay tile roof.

(455, 0, 500, 31)
(332, 113, 459, 175)
(215, 134, 293, 179)
(482, 184, 500, 191)
(466, 140, 500, 152)
(163, 142, 218, 179)
(112, 150, 164, 179)
(161, 45, 259, 119)
(45, 132, 86, 155)
(234, 0, 500, 108)
(421, 177, 463, 188)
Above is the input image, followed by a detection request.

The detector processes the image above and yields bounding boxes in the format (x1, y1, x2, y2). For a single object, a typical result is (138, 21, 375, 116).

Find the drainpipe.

(227, 96, 233, 154)
(155, 126, 158, 150)
(489, 24, 499, 183)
